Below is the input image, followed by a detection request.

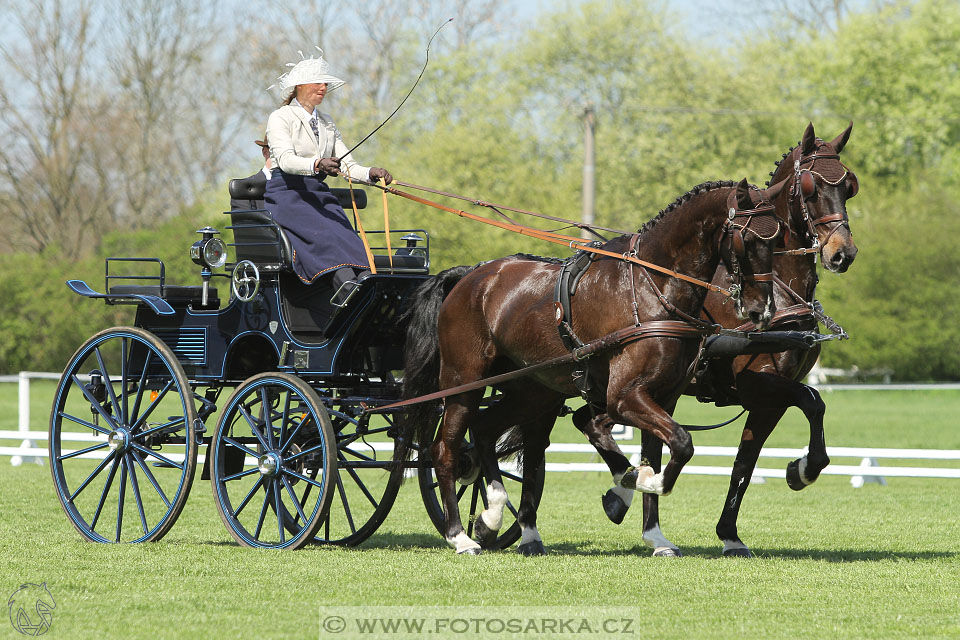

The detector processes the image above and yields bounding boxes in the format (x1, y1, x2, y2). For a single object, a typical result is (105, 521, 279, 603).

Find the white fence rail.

(4, 432, 959, 488)
(0, 371, 71, 466)
(3, 372, 960, 487)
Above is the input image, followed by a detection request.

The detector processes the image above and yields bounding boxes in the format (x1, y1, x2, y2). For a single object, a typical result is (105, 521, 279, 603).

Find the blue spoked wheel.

(49, 327, 199, 543)
(310, 400, 403, 546)
(211, 373, 337, 549)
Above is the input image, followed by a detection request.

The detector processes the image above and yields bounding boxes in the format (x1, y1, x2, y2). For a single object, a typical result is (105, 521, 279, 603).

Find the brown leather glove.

(369, 167, 393, 184)
(316, 157, 340, 176)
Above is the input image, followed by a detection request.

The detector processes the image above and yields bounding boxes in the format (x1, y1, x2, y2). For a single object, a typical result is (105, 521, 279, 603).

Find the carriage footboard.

(66, 279, 175, 316)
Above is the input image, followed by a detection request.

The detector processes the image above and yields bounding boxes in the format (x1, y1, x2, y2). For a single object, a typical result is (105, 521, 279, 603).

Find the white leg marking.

(520, 525, 542, 546)
(611, 484, 635, 507)
(449, 531, 481, 554)
(797, 456, 813, 486)
(642, 524, 678, 554)
(722, 539, 749, 554)
(633, 466, 666, 495)
(612, 471, 631, 490)
(479, 481, 507, 530)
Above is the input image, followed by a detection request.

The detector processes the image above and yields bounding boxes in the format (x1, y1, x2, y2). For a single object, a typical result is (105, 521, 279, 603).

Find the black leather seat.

(225, 177, 426, 273)
(227, 177, 368, 210)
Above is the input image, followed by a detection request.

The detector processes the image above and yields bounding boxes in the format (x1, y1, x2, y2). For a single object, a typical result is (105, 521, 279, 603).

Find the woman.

(265, 48, 392, 300)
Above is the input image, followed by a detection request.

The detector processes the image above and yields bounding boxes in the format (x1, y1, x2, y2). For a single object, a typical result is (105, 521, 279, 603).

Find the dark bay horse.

(395, 178, 786, 555)
(584, 123, 860, 557)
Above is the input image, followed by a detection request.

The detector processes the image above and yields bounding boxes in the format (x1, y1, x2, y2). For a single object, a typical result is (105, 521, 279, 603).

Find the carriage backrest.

(227, 177, 368, 209)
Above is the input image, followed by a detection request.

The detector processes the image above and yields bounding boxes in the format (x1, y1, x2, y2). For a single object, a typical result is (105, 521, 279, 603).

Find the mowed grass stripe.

(1, 385, 958, 638)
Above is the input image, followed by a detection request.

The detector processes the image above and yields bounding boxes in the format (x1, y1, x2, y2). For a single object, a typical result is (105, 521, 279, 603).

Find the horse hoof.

(722, 547, 753, 558)
(457, 547, 483, 556)
(785, 459, 807, 491)
(473, 517, 499, 549)
(652, 547, 682, 558)
(517, 541, 547, 556)
(602, 490, 628, 525)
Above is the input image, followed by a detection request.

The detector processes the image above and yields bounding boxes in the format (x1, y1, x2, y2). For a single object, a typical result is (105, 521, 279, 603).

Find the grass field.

(2, 383, 959, 638)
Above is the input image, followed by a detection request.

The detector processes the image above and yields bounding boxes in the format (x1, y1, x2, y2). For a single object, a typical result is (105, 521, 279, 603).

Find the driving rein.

(364, 188, 781, 414)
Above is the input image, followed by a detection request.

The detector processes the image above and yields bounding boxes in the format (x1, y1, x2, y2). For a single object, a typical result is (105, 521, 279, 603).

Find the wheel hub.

(107, 429, 131, 453)
(257, 452, 282, 477)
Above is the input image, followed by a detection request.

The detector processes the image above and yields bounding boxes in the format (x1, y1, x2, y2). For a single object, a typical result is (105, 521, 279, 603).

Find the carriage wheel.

(210, 373, 336, 549)
(309, 400, 403, 546)
(49, 327, 198, 543)
(418, 429, 544, 550)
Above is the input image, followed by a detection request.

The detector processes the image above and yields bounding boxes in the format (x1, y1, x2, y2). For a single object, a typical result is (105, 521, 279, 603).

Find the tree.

(0, 0, 107, 257)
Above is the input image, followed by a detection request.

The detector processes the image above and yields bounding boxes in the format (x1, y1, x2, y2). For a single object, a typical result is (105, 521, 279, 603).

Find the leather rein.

(350, 177, 779, 301)
(361, 184, 781, 415)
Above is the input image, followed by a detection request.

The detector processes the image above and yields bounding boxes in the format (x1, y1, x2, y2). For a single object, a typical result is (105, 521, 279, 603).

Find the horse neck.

(635, 188, 729, 308)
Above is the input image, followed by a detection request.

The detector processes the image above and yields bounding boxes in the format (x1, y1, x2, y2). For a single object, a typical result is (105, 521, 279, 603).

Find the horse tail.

(393, 264, 477, 470)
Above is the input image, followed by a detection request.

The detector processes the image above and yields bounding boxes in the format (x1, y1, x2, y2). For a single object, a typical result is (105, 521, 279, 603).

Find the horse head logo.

(7, 582, 55, 636)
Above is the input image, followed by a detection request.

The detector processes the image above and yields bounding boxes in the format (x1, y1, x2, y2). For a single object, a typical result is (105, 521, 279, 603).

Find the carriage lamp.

(191, 227, 228, 269)
(401, 233, 423, 249)
(191, 227, 227, 307)
(397, 233, 426, 257)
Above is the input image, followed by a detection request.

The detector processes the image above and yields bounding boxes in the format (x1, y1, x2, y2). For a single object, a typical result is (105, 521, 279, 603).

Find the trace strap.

(363, 320, 716, 414)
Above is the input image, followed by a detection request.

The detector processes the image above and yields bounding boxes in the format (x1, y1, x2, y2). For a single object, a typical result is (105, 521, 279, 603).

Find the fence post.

(850, 457, 887, 488)
(11, 372, 43, 466)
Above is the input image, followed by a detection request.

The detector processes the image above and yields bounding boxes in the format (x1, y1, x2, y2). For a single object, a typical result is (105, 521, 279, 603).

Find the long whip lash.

(341, 18, 453, 161)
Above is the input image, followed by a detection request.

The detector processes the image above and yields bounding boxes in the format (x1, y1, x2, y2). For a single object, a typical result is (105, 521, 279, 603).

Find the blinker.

(846, 172, 859, 199)
(731, 229, 745, 258)
(799, 170, 817, 201)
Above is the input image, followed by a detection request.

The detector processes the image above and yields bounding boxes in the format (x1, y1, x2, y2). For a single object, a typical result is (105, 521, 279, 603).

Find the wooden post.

(581, 104, 596, 240)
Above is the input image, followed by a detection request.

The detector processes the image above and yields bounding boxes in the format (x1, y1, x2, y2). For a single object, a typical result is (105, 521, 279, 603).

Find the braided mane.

(636, 180, 737, 234)
(766, 142, 799, 187)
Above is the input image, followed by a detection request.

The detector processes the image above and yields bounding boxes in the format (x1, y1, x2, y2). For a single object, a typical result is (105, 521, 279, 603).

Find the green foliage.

(816, 175, 960, 380)
(2, 0, 958, 380)
(803, 0, 960, 180)
(0, 202, 225, 374)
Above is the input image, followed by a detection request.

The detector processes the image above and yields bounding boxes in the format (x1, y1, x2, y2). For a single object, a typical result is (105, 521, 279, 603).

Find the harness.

(362, 183, 786, 416)
(777, 146, 858, 263)
(547, 190, 782, 406)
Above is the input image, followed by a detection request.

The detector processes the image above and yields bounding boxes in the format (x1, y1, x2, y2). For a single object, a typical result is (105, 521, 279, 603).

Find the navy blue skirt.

(264, 171, 369, 284)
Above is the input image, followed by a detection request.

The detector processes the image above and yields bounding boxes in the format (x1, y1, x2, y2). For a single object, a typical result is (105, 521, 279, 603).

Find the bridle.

(629, 189, 781, 328)
(720, 189, 781, 301)
(780, 146, 858, 261)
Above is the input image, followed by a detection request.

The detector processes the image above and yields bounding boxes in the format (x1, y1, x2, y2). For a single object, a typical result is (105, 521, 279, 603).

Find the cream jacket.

(265, 104, 371, 180)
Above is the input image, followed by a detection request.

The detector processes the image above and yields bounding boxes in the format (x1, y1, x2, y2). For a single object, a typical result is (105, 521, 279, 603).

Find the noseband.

(722, 190, 780, 298)
(785, 148, 857, 260)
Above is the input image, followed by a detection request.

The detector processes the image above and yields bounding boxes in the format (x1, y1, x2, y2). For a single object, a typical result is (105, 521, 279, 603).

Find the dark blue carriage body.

(67, 197, 431, 392)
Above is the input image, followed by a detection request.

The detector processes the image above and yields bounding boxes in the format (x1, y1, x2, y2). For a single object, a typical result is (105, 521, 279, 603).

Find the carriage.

(48, 179, 532, 550)
(49, 122, 858, 556)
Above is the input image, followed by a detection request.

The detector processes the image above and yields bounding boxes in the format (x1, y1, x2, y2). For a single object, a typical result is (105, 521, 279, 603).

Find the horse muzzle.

(824, 242, 858, 273)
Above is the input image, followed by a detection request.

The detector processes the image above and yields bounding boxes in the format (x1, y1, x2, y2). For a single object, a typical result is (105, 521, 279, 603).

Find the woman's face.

(297, 82, 328, 106)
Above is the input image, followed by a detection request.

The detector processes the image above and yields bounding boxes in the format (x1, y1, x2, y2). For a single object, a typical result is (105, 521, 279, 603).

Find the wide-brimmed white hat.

(271, 47, 345, 98)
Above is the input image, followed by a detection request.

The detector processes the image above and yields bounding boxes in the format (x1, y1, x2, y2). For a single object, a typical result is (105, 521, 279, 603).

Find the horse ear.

(801, 122, 817, 155)
(763, 177, 789, 202)
(830, 121, 853, 154)
(735, 178, 753, 210)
